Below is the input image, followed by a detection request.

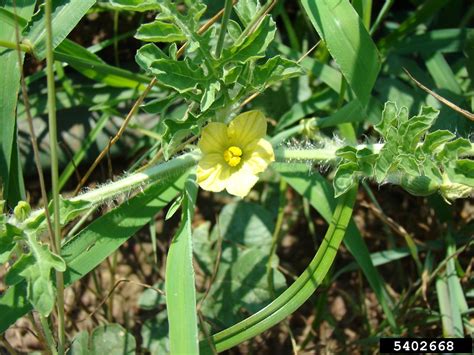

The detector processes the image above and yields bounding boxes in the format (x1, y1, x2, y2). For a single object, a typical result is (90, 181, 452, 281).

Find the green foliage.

(70, 324, 136, 354)
(334, 102, 474, 201)
(133, 0, 303, 158)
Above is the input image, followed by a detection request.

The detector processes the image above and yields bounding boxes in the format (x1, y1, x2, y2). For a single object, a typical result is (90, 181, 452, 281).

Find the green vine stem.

(199, 184, 358, 353)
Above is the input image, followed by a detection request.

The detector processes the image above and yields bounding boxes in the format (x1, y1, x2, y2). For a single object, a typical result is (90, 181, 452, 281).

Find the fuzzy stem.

(71, 152, 200, 205)
(44, 0, 65, 352)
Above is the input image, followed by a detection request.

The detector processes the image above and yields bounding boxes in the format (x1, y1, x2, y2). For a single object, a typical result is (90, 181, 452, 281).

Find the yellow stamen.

(223, 146, 243, 167)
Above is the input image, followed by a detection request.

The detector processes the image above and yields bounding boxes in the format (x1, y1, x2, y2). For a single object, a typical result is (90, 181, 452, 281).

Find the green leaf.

(333, 162, 359, 197)
(200, 81, 221, 111)
(234, 0, 261, 26)
(138, 281, 166, 310)
(0, 0, 35, 207)
(136, 43, 169, 72)
(165, 175, 199, 354)
(222, 15, 276, 64)
(70, 324, 136, 354)
(251, 55, 304, 89)
(108, 0, 161, 12)
(23, 0, 96, 60)
(135, 20, 186, 42)
(276, 163, 398, 331)
(0, 173, 187, 333)
(141, 311, 169, 354)
(199, 182, 358, 352)
(55, 39, 149, 88)
(201, 247, 286, 329)
(300, 0, 381, 106)
(149, 58, 206, 93)
(421, 130, 456, 154)
(6, 231, 66, 316)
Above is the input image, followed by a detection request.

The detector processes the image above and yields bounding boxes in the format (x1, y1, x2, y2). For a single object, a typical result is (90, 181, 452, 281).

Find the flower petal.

(244, 138, 275, 174)
(225, 168, 259, 197)
(198, 122, 228, 154)
(197, 153, 230, 192)
(227, 111, 267, 148)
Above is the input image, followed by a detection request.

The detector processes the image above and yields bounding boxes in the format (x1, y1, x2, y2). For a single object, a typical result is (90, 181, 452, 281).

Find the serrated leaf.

(422, 130, 456, 154)
(374, 101, 400, 138)
(135, 20, 186, 42)
(200, 81, 221, 111)
(333, 162, 359, 197)
(336, 146, 358, 161)
(251, 55, 304, 89)
(141, 95, 176, 114)
(136, 44, 169, 73)
(149, 58, 206, 93)
(448, 159, 474, 187)
(108, 0, 161, 12)
(374, 141, 398, 182)
(437, 138, 472, 162)
(223, 15, 276, 64)
(234, 0, 261, 26)
(161, 118, 199, 160)
(399, 106, 439, 151)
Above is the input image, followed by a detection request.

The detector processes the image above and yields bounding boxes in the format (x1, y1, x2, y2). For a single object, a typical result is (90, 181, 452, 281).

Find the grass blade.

(0, 0, 35, 206)
(199, 180, 357, 353)
(277, 163, 398, 331)
(166, 175, 199, 354)
(23, 0, 96, 59)
(300, 0, 381, 106)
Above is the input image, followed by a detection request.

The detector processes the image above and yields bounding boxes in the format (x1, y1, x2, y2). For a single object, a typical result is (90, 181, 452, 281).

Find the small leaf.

(70, 324, 136, 354)
(234, 0, 261, 26)
(227, 20, 242, 41)
(333, 162, 359, 197)
(436, 138, 472, 162)
(336, 146, 358, 161)
(374, 101, 399, 138)
(108, 0, 161, 12)
(200, 81, 221, 111)
(223, 15, 276, 64)
(165, 194, 184, 220)
(251, 55, 304, 89)
(135, 20, 186, 42)
(422, 130, 456, 154)
(136, 43, 168, 72)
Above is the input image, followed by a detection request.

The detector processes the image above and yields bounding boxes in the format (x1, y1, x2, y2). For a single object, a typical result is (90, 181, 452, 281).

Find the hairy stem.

(44, 0, 65, 353)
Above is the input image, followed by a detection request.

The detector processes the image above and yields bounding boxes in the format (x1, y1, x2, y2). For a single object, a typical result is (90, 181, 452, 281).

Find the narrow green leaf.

(23, 0, 96, 59)
(277, 163, 398, 330)
(199, 180, 357, 353)
(0, 0, 35, 206)
(300, 0, 381, 106)
(166, 175, 199, 354)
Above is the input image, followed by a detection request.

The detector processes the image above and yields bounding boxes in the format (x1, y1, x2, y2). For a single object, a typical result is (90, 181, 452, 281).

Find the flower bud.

(14, 201, 31, 222)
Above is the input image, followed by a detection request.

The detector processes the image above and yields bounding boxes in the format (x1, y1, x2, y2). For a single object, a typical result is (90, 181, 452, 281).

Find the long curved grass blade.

(166, 175, 199, 354)
(0, 174, 187, 333)
(199, 180, 358, 353)
(300, 0, 381, 106)
(23, 0, 96, 59)
(0, 0, 35, 206)
(276, 163, 398, 331)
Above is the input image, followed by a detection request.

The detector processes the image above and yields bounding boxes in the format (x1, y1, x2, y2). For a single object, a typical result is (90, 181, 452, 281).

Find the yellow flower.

(197, 111, 275, 197)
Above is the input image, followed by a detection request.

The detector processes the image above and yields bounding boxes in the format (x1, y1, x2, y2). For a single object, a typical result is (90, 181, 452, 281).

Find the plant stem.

(0, 39, 31, 52)
(45, 0, 65, 353)
(215, 0, 233, 58)
(71, 152, 200, 205)
(38, 315, 58, 355)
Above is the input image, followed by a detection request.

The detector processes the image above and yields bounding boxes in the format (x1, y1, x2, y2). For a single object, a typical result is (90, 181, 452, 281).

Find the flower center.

(223, 146, 243, 167)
